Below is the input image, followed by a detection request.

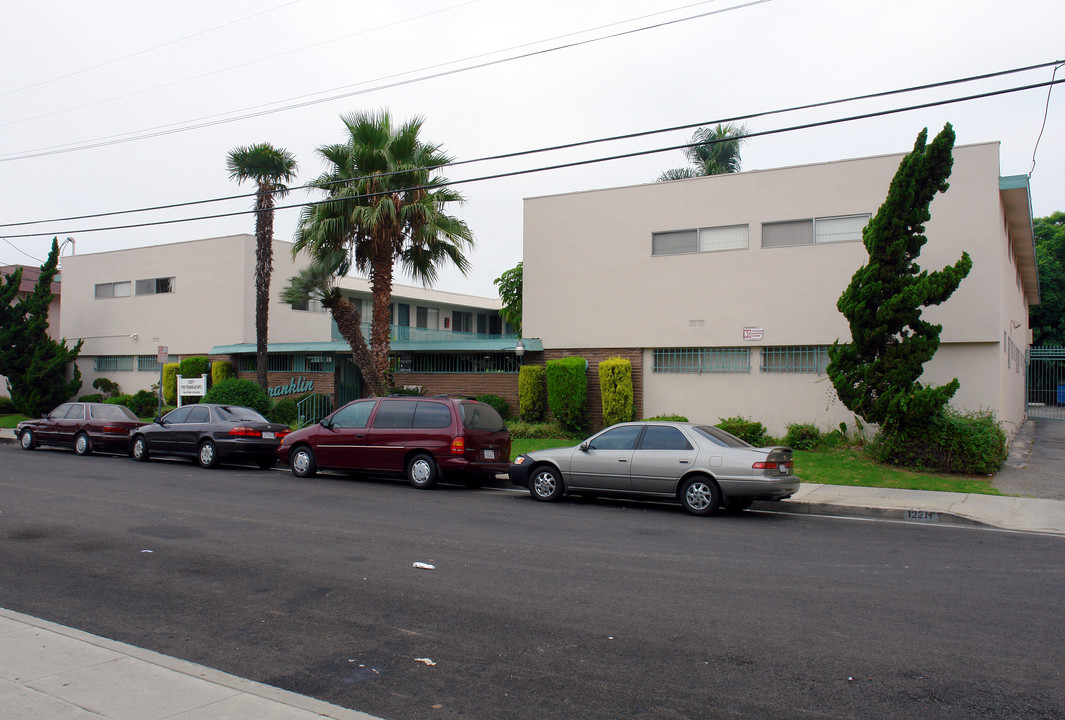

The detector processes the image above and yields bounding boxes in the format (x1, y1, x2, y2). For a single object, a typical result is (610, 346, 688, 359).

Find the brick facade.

(534, 348, 644, 431)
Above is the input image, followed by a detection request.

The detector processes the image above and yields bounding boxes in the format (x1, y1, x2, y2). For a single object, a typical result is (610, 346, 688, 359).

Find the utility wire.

(2, 58, 1062, 231)
(0, 0, 769, 162)
(1029, 62, 1064, 176)
(4, 75, 1062, 241)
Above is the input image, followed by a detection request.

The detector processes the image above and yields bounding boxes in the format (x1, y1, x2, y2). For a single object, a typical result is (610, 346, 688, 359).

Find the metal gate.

(1027, 347, 1065, 421)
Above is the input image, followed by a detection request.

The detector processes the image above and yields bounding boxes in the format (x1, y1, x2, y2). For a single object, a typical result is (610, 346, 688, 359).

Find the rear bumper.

(719, 475, 801, 502)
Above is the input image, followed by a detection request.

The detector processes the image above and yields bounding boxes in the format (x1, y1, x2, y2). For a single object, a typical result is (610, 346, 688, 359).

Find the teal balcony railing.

(331, 320, 517, 344)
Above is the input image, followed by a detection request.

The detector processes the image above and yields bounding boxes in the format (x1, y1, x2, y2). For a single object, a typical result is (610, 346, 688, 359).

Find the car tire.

(74, 432, 92, 456)
(529, 465, 564, 502)
(406, 453, 438, 489)
(680, 476, 721, 516)
(198, 440, 220, 469)
(723, 498, 753, 513)
(19, 428, 35, 451)
(131, 435, 150, 462)
(290, 446, 317, 478)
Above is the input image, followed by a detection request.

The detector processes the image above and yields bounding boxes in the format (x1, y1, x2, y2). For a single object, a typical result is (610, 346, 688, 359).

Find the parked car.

(508, 421, 799, 516)
(17, 402, 146, 456)
(129, 404, 290, 469)
(277, 395, 511, 488)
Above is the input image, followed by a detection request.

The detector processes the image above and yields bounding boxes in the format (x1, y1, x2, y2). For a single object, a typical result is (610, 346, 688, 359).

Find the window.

(305, 355, 334, 372)
(267, 354, 293, 372)
(138, 356, 162, 372)
(331, 400, 374, 429)
(135, 277, 174, 295)
(163, 407, 192, 423)
(50, 404, 74, 419)
(452, 311, 473, 333)
(416, 306, 429, 329)
(762, 220, 813, 248)
(652, 225, 748, 256)
(588, 425, 642, 450)
(639, 426, 692, 451)
(94, 356, 135, 372)
(653, 348, 750, 374)
(186, 406, 210, 423)
(65, 404, 85, 420)
(90, 404, 138, 420)
(763, 215, 869, 248)
(397, 303, 410, 327)
(760, 346, 829, 373)
(412, 402, 453, 429)
(372, 400, 416, 429)
(392, 351, 519, 373)
(814, 215, 868, 244)
(94, 281, 131, 299)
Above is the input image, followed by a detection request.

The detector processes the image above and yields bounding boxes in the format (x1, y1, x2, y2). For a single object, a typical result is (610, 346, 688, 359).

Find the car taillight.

(450, 436, 465, 455)
(102, 425, 126, 433)
(276, 428, 290, 439)
(752, 461, 779, 470)
(228, 426, 263, 438)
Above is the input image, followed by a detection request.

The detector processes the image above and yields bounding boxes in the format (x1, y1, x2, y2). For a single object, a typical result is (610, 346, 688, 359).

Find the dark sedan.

(17, 402, 146, 456)
(129, 404, 290, 469)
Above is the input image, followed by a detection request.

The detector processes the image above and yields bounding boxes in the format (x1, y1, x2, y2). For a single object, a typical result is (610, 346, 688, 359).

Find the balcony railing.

(331, 321, 517, 343)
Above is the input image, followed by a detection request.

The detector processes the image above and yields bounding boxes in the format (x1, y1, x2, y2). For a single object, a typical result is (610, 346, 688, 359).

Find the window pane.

(640, 426, 692, 450)
(331, 400, 374, 428)
(416, 306, 428, 329)
(762, 220, 813, 248)
(372, 400, 415, 429)
(652, 229, 698, 256)
(113, 281, 131, 297)
(815, 215, 869, 243)
(412, 402, 453, 429)
(589, 425, 642, 450)
(699, 224, 748, 252)
(66, 404, 85, 420)
(156, 277, 173, 293)
(135, 279, 154, 295)
(760, 346, 829, 373)
(94, 283, 114, 299)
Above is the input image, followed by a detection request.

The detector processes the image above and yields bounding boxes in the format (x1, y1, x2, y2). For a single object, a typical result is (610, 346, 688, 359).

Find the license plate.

(263, 432, 275, 439)
(779, 465, 789, 475)
(484, 450, 495, 460)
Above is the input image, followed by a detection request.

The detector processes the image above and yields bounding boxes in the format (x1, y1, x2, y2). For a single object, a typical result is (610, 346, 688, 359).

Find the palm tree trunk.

(369, 247, 394, 392)
(254, 185, 275, 390)
(325, 296, 384, 397)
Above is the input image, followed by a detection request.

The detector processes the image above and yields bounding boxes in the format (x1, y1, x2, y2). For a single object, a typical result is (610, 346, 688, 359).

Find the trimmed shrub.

(162, 363, 179, 405)
(546, 357, 587, 433)
(475, 394, 511, 420)
(201, 378, 271, 416)
(599, 357, 633, 426)
(92, 377, 120, 397)
(518, 365, 546, 422)
(178, 357, 211, 383)
(270, 398, 298, 427)
(784, 423, 823, 450)
(716, 416, 768, 446)
(211, 360, 236, 385)
(870, 409, 1008, 475)
(506, 420, 571, 439)
(105, 394, 132, 407)
(128, 389, 160, 418)
(78, 393, 104, 403)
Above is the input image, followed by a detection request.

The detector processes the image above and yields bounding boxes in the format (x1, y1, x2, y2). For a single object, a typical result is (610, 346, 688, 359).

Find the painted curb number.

(906, 509, 940, 522)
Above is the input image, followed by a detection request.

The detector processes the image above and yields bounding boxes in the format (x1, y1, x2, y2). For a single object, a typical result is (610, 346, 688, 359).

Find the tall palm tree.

(226, 143, 299, 390)
(657, 123, 748, 181)
(293, 110, 474, 396)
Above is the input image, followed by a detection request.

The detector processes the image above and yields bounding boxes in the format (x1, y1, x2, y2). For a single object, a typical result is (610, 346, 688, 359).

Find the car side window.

(163, 407, 192, 424)
(51, 403, 73, 419)
(412, 402, 452, 429)
(372, 400, 416, 429)
(639, 426, 693, 451)
(588, 425, 642, 451)
(330, 401, 375, 429)
(187, 406, 210, 423)
(65, 405, 85, 420)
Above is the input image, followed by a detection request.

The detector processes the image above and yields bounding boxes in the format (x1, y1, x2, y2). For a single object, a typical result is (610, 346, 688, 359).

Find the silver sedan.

(508, 421, 800, 516)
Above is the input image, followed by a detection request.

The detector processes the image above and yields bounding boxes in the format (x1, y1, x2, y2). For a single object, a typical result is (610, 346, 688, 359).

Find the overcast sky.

(2, 0, 1062, 297)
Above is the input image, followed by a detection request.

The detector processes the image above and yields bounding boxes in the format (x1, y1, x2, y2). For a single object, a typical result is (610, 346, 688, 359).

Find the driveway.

(994, 418, 1065, 499)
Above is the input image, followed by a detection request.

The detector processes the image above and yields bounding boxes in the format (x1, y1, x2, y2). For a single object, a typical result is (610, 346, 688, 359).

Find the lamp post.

(514, 338, 525, 366)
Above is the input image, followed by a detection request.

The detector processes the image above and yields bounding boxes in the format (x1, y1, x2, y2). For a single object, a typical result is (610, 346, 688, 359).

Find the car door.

(313, 400, 376, 469)
(153, 406, 191, 453)
(566, 424, 643, 491)
(361, 399, 417, 473)
(56, 403, 86, 447)
(629, 425, 699, 495)
(37, 404, 73, 443)
(178, 405, 211, 455)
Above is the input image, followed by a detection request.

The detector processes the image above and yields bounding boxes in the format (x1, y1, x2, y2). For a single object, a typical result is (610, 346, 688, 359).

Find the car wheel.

(406, 453, 438, 489)
(290, 446, 317, 478)
(19, 429, 35, 451)
(530, 465, 564, 502)
(198, 440, 220, 469)
(680, 476, 721, 516)
(723, 498, 753, 513)
(131, 435, 150, 462)
(74, 432, 92, 456)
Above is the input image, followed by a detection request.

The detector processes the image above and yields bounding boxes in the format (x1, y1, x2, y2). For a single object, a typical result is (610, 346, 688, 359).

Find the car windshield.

(214, 406, 268, 423)
(459, 402, 506, 431)
(89, 405, 138, 420)
(692, 425, 753, 448)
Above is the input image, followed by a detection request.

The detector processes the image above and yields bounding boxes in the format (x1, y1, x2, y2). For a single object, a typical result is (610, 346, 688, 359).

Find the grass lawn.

(0, 414, 30, 429)
(510, 437, 1003, 496)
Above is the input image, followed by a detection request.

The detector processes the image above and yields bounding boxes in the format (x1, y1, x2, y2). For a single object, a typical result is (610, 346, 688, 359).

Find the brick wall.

(394, 373, 520, 418)
(534, 348, 644, 431)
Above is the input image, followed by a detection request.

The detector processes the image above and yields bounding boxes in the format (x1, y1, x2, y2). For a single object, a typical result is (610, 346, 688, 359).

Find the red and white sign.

(742, 327, 764, 341)
(157, 345, 168, 363)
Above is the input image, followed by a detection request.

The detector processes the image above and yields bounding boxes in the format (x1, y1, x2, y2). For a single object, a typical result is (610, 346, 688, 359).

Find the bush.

(128, 389, 160, 418)
(506, 420, 572, 439)
(201, 378, 271, 416)
(870, 409, 1008, 475)
(92, 377, 120, 397)
(518, 365, 546, 422)
(390, 385, 425, 396)
(0, 396, 13, 414)
(270, 398, 298, 427)
(716, 416, 768, 446)
(178, 356, 211, 381)
(475, 394, 511, 420)
(162, 363, 179, 405)
(784, 423, 823, 450)
(78, 393, 104, 403)
(599, 357, 634, 426)
(105, 394, 132, 407)
(644, 414, 688, 422)
(211, 360, 236, 385)
(546, 357, 587, 433)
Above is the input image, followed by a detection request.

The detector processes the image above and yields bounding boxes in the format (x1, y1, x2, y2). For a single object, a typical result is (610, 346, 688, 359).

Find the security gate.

(1027, 347, 1065, 421)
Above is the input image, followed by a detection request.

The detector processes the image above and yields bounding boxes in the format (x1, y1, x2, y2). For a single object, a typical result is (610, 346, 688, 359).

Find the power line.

(1030, 62, 1064, 176)
(2, 58, 1061, 231)
(0, 0, 769, 162)
(4, 75, 1062, 241)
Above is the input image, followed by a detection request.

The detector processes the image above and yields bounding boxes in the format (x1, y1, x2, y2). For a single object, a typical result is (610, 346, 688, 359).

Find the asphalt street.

(1, 444, 1063, 720)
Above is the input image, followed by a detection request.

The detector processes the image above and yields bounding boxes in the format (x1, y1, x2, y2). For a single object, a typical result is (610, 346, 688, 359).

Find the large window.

(760, 346, 829, 373)
(94, 281, 131, 299)
(135, 277, 174, 295)
(94, 355, 135, 372)
(137, 355, 162, 372)
(452, 311, 473, 333)
(653, 348, 750, 374)
(762, 214, 869, 248)
(652, 225, 748, 256)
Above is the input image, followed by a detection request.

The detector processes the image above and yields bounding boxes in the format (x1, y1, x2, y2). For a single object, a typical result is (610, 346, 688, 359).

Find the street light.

(514, 339, 525, 364)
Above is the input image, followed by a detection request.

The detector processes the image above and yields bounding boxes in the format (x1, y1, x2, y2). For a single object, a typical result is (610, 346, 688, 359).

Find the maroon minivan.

(277, 395, 511, 488)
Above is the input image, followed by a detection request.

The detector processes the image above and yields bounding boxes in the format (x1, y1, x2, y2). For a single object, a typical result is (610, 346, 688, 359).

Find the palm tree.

(657, 123, 748, 181)
(293, 110, 474, 396)
(226, 143, 299, 390)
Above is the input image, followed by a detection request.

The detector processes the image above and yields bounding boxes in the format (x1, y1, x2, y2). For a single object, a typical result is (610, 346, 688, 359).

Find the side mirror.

(321, 418, 333, 429)
(154, 416, 163, 424)
(579, 441, 590, 452)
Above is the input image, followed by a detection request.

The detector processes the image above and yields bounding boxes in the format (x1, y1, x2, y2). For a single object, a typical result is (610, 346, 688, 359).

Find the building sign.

(176, 374, 207, 408)
(269, 376, 315, 398)
(743, 327, 764, 341)
(157, 345, 168, 364)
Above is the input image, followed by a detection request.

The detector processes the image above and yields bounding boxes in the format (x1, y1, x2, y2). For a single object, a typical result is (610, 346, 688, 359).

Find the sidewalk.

(0, 607, 382, 720)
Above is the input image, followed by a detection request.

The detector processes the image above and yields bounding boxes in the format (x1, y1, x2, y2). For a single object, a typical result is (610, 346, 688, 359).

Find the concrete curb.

(751, 499, 992, 529)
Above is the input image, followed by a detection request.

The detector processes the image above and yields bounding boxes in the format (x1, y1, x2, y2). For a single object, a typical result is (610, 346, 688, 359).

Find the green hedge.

(475, 394, 511, 420)
(269, 398, 298, 427)
(784, 423, 822, 450)
(546, 357, 587, 434)
(870, 409, 1008, 475)
(201, 378, 271, 416)
(715, 416, 768, 446)
(211, 360, 236, 385)
(598, 357, 633, 427)
(162, 363, 179, 405)
(506, 420, 570, 439)
(518, 365, 546, 423)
